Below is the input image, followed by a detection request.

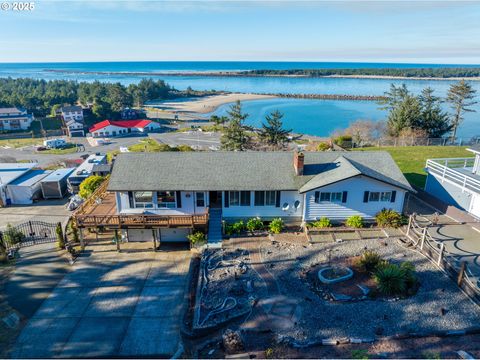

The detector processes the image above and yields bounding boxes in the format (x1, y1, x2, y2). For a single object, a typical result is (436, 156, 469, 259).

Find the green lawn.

(0, 137, 42, 148)
(352, 146, 472, 188)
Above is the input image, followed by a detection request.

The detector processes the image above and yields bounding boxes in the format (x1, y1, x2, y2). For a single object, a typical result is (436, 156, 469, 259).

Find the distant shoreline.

(44, 68, 480, 81)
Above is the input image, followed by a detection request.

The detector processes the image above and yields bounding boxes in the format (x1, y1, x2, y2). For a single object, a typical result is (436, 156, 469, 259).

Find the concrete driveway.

(12, 247, 191, 358)
(0, 199, 71, 229)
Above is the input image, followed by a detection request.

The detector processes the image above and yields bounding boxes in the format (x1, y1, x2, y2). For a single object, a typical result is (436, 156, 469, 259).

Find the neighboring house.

(89, 119, 161, 138)
(0, 107, 34, 131)
(65, 119, 85, 137)
(424, 145, 480, 218)
(67, 153, 107, 193)
(61, 105, 84, 123)
(92, 151, 412, 243)
(61, 106, 85, 137)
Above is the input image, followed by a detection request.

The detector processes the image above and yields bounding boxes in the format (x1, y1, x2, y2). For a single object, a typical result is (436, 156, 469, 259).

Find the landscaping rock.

(222, 329, 244, 353)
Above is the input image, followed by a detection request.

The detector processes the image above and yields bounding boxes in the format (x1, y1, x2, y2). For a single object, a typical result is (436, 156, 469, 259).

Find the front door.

(209, 191, 222, 208)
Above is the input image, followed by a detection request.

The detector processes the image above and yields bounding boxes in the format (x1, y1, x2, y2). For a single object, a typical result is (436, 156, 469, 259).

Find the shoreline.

(44, 69, 480, 81)
(146, 93, 276, 116)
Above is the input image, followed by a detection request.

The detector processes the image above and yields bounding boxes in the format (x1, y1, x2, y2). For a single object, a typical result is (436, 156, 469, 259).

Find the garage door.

(128, 229, 153, 242)
(160, 228, 190, 243)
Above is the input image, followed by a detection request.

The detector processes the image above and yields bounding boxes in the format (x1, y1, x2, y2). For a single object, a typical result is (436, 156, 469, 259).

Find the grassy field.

(352, 146, 472, 188)
(0, 138, 42, 148)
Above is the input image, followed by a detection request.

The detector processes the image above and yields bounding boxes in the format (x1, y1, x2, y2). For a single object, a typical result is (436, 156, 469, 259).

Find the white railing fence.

(425, 158, 480, 194)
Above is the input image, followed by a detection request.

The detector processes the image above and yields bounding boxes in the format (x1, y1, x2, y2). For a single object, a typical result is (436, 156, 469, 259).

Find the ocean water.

(0, 61, 479, 137)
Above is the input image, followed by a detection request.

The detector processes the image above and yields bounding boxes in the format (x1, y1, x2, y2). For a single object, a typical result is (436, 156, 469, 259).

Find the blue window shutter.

(391, 191, 397, 203)
(363, 191, 369, 203)
(176, 191, 182, 208)
(128, 191, 134, 208)
(342, 191, 348, 203)
(275, 191, 281, 207)
(314, 191, 319, 203)
(224, 191, 229, 208)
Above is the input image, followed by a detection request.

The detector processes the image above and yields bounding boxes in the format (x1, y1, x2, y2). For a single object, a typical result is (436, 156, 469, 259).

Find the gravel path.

(260, 238, 480, 340)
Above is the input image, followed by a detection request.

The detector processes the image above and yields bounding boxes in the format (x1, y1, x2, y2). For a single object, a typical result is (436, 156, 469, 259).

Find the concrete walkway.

(5, 242, 69, 318)
(12, 241, 191, 358)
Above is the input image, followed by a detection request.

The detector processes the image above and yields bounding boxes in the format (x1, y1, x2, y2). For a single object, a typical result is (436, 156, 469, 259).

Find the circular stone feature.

(318, 266, 354, 284)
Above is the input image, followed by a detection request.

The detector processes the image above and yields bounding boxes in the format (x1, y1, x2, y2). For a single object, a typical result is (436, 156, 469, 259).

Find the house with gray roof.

(424, 145, 480, 219)
(104, 151, 413, 244)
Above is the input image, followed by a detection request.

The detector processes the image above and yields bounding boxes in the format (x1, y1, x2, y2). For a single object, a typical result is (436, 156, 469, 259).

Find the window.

(380, 192, 392, 202)
(254, 191, 276, 206)
(318, 192, 342, 203)
(229, 191, 250, 206)
(134, 191, 153, 208)
(368, 191, 392, 202)
(196, 192, 205, 207)
(157, 191, 176, 208)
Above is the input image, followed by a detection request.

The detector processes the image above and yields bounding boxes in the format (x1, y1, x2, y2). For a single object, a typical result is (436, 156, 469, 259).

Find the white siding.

(304, 175, 406, 221)
(222, 190, 303, 219)
(116, 190, 206, 215)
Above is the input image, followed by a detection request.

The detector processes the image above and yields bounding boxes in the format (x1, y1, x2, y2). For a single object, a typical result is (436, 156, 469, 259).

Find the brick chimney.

(293, 151, 304, 176)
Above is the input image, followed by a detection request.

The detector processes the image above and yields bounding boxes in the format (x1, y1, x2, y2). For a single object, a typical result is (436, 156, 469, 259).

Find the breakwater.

(255, 92, 385, 101)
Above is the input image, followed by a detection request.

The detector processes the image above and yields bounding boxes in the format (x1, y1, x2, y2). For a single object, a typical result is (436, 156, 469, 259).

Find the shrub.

(374, 263, 407, 296)
(345, 215, 364, 228)
(246, 217, 264, 232)
(316, 142, 331, 151)
(311, 217, 331, 229)
(56, 222, 65, 249)
(375, 208, 403, 228)
(269, 218, 284, 234)
(333, 135, 353, 148)
(351, 349, 370, 360)
(79, 175, 104, 199)
(187, 231, 206, 245)
(2, 224, 25, 247)
(356, 250, 382, 273)
(225, 221, 245, 236)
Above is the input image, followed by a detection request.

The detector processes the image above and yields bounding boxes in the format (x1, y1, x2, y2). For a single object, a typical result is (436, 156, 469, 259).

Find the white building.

(89, 119, 161, 138)
(103, 151, 412, 243)
(0, 107, 34, 131)
(425, 145, 480, 219)
(61, 105, 84, 123)
(65, 119, 85, 137)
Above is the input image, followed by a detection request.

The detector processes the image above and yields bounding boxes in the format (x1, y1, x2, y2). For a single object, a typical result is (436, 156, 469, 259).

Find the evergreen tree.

(378, 84, 410, 111)
(416, 87, 452, 138)
(386, 94, 422, 137)
(220, 101, 251, 151)
(258, 110, 292, 149)
(446, 80, 477, 141)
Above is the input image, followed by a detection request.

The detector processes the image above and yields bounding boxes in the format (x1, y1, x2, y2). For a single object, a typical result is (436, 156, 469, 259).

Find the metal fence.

(405, 214, 480, 306)
(0, 220, 58, 250)
(338, 136, 480, 149)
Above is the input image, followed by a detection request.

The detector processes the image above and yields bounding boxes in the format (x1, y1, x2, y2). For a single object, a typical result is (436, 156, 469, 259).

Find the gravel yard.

(260, 237, 480, 340)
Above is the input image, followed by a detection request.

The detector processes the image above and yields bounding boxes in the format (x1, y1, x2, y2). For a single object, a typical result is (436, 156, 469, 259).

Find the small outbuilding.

(7, 169, 52, 205)
(40, 168, 75, 199)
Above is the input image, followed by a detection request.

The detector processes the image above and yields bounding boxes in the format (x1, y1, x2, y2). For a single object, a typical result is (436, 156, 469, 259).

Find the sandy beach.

(154, 93, 275, 114)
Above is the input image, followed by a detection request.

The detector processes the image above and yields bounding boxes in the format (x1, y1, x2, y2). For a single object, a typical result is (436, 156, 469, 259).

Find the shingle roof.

(61, 105, 83, 113)
(0, 107, 24, 114)
(108, 151, 413, 192)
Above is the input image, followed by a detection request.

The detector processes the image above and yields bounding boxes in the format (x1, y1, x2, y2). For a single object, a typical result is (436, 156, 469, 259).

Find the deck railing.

(426, 157, 480, 194)
(74, 175, 111, 216)
(75, 213, 209, 229)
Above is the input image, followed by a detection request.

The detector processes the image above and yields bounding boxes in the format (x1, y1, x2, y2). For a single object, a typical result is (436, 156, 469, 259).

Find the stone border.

(276, 326, 480, 348)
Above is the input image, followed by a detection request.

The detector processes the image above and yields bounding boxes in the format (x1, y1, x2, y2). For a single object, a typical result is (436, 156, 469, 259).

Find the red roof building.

(89, 119, 160, 137)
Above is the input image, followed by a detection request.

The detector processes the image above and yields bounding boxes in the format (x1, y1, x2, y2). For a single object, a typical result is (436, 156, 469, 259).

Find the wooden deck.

(74, 188, 209, 229)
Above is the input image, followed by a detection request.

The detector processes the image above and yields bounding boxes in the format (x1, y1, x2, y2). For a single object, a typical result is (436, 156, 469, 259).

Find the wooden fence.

(405, 213, 480, 306)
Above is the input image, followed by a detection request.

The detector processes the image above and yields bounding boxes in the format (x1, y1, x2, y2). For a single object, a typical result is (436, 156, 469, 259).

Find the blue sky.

(1, 1, 480, 63)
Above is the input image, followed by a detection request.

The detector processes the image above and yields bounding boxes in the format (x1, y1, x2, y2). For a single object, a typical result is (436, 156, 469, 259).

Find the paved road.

(149, 131, 221, 150)
(5, 243, 69, 318)
(12, 245, 191, 358)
